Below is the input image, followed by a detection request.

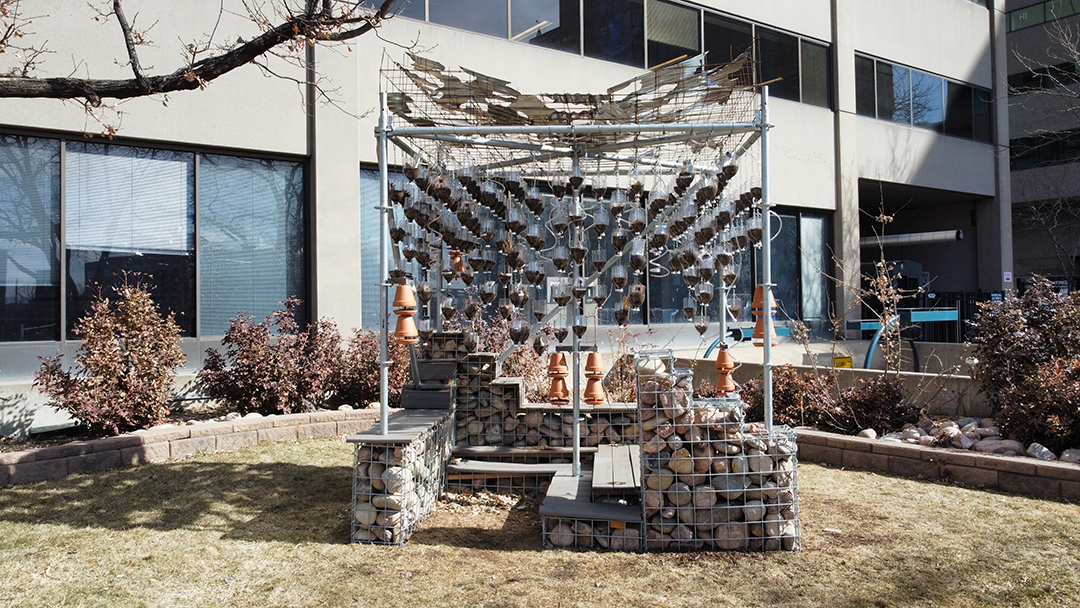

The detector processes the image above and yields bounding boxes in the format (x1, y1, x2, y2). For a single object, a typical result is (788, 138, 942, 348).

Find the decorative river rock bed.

(869, 418, 1080, 464)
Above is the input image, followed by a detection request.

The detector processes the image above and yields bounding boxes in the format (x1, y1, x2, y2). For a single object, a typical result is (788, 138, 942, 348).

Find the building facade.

(0, 0, 1009, 434)
(1006, 0, 1080, 289)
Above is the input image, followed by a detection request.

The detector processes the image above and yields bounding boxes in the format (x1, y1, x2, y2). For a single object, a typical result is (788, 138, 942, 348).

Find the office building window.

(0, 136, 61, 342)
(757, 28, 800, 103)
(856, 53, 990, 142)
(801, 40, 831, 108)
(911, 70, 944, 132)
(0, 134, 306, 343)
(584, 0, 645, 68)
(647, 0, 700, 69)
(394, 0, 426, 19)
(429, 0, 508, 38)
(199, 155, 306, 336)
(703, 12, 751, 64)
(65, 143, 196, 338)
(944, 81, 974, 138)
(855, 55, 876, 117)
(512, 0, 580, 53)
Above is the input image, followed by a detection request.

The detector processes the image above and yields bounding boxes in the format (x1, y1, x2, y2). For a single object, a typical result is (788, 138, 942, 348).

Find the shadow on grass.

(0, 460, 354, 545)
(410, 506, 543, 552)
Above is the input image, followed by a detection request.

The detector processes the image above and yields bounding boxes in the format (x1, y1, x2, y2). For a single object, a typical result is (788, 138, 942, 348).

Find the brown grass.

(0, 438, 1078, 608)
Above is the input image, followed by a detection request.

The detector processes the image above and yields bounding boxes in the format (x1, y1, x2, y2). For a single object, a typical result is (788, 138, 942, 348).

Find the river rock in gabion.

(549, 523, 575, 547)
(644, 489, 664, 517)
(691, 484, 718, 509)
(743, 499, 765, 523)
(646, 468, 676, 491)
(369, 462, 386, 491)
(670, 448, 694, 474)
(711, 473, 749, 500)
(666, 481, 693, 506)
(353, 502, 378, 525)
(382, 466, 412, 494)
(713, 523, 748, 550)
(609, 528, 640, 551)
(572, 521, 594, 548)
(646, 529, 672, 551)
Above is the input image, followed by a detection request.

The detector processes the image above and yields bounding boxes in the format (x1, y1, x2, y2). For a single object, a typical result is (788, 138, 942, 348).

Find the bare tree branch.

(0, 0, 398, 104)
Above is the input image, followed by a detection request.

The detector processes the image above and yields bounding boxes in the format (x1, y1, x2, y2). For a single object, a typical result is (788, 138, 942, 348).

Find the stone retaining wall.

(0, 409, 382, 487)
(796, 429, 1080, 501)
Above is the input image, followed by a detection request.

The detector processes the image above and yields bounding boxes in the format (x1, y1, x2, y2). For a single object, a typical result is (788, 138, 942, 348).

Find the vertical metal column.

(377, 92, 391, 436)
(760, 86, 774, 434)
(571, 154, 582, 478)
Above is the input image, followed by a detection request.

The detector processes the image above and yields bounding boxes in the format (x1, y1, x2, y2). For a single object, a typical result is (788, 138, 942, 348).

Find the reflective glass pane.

(512, 0, 579, 53)
(911, 70, 943, 132)
(360, 170, 385, 331)
(855, 55, 876, 117)
(647, 0, 700, 69)
(65, 143, 195, 338)
(754, 214, 798, 321)
(1009, 5, 1044, 31)
(703, 12, 751, 65)
(199, 155, 305, 336)
(878, 62, 911, 124)
(396, 0, 426, 19)
(1047, 0, 1076, 18)
(757, 28, 800, 102)
(799, 214, 828, 323)
(974, 88, 993, 143)
(584, 0, 645, 68)
(800, 40, 830, 108)
(0, 136, 60, 342)
(944, 81, 974, 138)
(430, 0, 508, 38)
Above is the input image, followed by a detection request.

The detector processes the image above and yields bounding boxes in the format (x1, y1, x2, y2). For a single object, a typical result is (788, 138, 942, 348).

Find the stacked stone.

(543, 518, 644, 551)
(351, 413, 454, 544)
(634, 350, 800, 552)
(454, 353, 640, 449)
(419, 331, 471, 361)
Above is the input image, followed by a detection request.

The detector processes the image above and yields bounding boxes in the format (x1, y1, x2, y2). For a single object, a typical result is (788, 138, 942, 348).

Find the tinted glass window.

(647, 0, 700, 69)
(757, 28, 800, 102)
(855, 55, 876, 117)
(512, 0, 580, 53)
(394, 0, 425, 19)
(878, 62, 910, 124)
(801, 40, 830, 108)
(584, 0, 644, 68)
(944, 81, 974, 138)
(0, 136, 60, 342)
(974, 88, 993, 143)
(1010, 5, 1045, 30)
(430, 0, 508, 38)
(703, 13, 751, 64)
(65, 143, 195, 338)
(1047, 0, 1077, 18)
(911, 70, 943, 132)
(200, 155, 306, 336)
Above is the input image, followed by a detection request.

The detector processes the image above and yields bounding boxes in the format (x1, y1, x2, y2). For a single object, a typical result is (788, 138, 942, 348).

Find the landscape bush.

(742, 364, 914, 435)
(970, 276, 1080, 452)
(199, 298, 341, 416)
(335, 329, 410, 408)
(34, 281, 185, 436)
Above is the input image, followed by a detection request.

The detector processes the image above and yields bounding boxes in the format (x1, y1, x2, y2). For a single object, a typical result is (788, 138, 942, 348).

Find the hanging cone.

(393, 284, 417, 309)
(547, 352, 568, 377)
(548, 376, 570, 405)
(751, 286, 778, 347)
(393, 314, 419, 344)
(714, 347, 737, 396)
(585, 351, 605, 377)
(583, 376, 606, 405)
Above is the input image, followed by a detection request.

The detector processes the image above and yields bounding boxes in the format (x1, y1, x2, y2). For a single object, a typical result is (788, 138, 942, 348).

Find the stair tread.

(591, 444, 642, 495)
(540, 471, 641, 520)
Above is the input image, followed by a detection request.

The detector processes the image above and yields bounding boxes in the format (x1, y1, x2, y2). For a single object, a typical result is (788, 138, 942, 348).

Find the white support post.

(377, 92, 391, 436)
(760, 86, 774, 434)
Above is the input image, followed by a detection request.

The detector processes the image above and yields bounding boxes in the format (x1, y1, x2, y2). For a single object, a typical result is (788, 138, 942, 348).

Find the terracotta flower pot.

(393, 284, 417, 309)
(547, 352, 568, 377)
(393, 314, 419, 344)
(714, 347, 737, 395)
(585, 351, 605, 377)
(548, 377, 570, 405)
(583, 377, 606, 405)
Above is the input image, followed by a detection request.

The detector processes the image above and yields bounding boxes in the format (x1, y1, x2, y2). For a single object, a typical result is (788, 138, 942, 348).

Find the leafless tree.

(0, 0, 399, 122)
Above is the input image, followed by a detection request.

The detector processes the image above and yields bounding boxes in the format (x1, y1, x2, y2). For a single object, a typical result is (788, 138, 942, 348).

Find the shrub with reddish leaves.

(335, 329, 410, 408)
(34, 282, 185, 436)
(199, 298, 341, 416)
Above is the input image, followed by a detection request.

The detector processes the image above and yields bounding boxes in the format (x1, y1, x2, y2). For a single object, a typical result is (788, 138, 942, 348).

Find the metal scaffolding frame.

(374, 77, 777, 476)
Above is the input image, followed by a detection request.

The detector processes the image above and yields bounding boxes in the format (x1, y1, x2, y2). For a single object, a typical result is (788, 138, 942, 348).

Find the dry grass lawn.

(0, 437, 1078, 608)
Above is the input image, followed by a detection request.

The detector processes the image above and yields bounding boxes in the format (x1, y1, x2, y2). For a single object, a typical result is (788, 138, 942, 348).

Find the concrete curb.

(0, 409, 383, 487)
(796, 428, 1080, 501)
